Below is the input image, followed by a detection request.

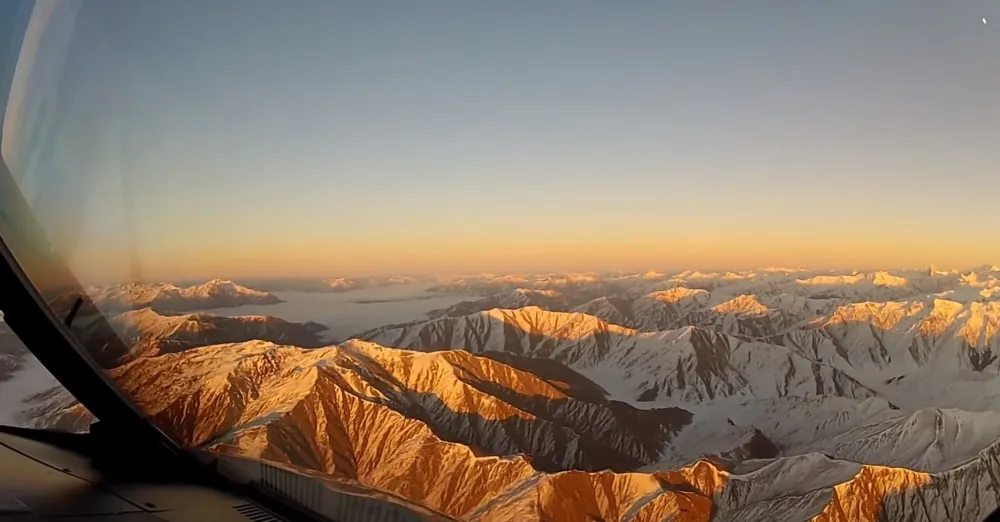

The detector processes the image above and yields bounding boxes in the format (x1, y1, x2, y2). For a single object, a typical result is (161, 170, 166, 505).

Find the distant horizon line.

(75, 263, 1000, 286)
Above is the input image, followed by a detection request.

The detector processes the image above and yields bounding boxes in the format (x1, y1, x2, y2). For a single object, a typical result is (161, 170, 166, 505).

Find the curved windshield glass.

(3, 1, 1000, 521)
(0, 0, 92, 434)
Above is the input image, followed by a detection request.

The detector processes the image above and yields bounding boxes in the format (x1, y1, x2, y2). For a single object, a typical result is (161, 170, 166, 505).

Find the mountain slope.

(81, 279, 282, 313)
(810, 299, 999, 374)
(62, 307, 328, 367)
(571, 288, 711, 332)
(430, 289, 570, 319)
(106, 339, 717, 520)
(100, 307, 328, 362)
(760, 299, 1000, 410)
(357, 307, 878, 404)
(664, 395, 1000, 474)
(101, 338, 1000, 521)
(111, 340, 693, 473)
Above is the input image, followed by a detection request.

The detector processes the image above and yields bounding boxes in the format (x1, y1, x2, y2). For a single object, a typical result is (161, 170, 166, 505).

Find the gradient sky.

(3, 1, 999, 283)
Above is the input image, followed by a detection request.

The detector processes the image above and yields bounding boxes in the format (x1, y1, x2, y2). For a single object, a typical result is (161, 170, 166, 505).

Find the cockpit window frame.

(0, 153, 179, 453)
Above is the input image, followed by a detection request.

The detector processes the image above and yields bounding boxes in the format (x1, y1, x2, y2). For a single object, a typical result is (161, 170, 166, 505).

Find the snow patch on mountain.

(80, 279, 282, 313)
(360, 307, 879, 406)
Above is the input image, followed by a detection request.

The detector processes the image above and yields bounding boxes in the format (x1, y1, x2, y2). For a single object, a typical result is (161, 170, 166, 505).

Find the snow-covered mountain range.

(92, 307, 329, 363)
(7, 268, 1000, 521)
(359, 307, 879, 404)
(64, 279, 283, 314)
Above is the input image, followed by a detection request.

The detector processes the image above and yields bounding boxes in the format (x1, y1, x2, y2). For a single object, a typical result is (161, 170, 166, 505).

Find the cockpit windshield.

(2, 2, 1000, 521)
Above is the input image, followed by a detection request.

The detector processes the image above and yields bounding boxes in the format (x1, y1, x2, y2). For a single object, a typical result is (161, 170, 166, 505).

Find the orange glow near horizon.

(61, 228, 1000, 283)
(7, 0, 1000, 286)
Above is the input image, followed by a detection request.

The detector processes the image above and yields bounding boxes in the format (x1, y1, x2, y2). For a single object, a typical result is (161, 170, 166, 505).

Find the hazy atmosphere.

(5, 2, 1000, 521)
(3, 1, 999, 283)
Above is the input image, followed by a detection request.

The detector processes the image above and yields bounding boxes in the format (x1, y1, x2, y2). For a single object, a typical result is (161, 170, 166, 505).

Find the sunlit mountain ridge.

(6, 266, 1000, 520)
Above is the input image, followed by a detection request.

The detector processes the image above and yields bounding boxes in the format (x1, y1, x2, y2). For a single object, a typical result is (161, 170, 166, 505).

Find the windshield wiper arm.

(63, 296, 83, 328)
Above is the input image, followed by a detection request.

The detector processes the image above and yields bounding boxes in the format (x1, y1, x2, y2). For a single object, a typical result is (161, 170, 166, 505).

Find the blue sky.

(3, 1, 999, 281)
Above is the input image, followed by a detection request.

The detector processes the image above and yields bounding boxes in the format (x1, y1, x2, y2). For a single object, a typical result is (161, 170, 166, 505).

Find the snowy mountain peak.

(797, 273, 866, 286)
(481, 306, 636, 339)
(711, 295, 769, 315)
(825, 301, 925, 331)
(795, 271, 909, 288)
(871, 271, 909, 287)
(78, 279, 282, 313)
(647, 287, 710, 306)
(196, 279, 269, 297)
